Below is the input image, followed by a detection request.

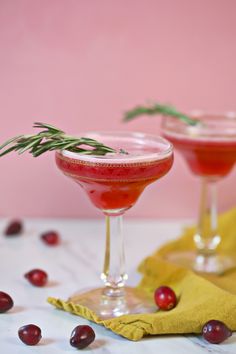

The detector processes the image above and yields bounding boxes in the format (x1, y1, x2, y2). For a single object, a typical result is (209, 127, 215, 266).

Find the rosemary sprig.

(0, 122, 116, 157)
(124, 103, 199, 126)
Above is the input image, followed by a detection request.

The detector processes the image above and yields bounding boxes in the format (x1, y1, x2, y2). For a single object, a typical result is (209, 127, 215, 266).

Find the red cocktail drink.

(56, 152, 173, 213)
(163, 131, 236, 179)
(56, 132, 173, 214)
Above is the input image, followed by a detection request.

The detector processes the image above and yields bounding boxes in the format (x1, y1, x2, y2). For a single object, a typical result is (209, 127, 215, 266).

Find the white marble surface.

(0, 218, 235, 353)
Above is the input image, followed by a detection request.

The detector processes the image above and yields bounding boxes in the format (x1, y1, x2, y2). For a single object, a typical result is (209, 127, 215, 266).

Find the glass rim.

(188, 110, 236, 120)
(162, 111, 236, 141)
(58, 130, 173, 163)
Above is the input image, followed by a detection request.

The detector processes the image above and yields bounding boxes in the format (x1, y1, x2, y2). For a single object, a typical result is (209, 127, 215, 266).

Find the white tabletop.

(0, 218, 235, 353)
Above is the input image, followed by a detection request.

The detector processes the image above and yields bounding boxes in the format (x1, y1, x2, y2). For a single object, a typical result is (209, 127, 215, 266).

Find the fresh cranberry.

(202, 320, 232, 344)
(18, 324, 42, 345)
(24, 269, 48, 287)
(154, 286, 177, 310)
(4, 220, 23, 236)
(70, 325, 95, 349)
(0, 291, 14, 313)
(41, 231, 60, 246)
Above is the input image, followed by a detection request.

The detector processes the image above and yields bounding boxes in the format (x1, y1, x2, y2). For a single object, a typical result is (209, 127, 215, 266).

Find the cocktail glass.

(56, 131, 173, 318)
(162, 113, 236, 274)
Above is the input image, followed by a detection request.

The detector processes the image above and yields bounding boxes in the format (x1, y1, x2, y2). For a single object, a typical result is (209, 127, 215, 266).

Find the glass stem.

(101, 215, 128, 297)
(194, 177, 221, 256)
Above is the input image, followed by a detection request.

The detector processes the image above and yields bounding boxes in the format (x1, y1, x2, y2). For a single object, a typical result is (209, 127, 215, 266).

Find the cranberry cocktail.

(56, 132, 173, 318)
(163, 126, 236, 178)
(163, 114, 236, 273)
(56, 137, 173, 213)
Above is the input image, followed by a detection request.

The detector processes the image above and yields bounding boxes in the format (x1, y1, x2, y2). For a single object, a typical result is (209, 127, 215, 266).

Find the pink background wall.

(0, 0, 236, 219)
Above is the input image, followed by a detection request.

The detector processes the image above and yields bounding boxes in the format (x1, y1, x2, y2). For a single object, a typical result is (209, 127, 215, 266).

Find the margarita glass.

(162, 113, 236, 273)
(56, 131, 173, 318)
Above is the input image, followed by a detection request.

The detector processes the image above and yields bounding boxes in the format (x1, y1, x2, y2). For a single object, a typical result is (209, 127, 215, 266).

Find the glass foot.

(69, 287, 156, 319)
(165, 251, 236, 274)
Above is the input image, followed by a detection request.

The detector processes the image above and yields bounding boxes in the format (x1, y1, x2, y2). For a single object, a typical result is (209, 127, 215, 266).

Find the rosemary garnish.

(0, 122, 116, 157)
(124, 103, 199, 126)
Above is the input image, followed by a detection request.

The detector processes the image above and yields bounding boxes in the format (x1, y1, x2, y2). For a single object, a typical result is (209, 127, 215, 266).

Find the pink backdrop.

(0, 0, 236, 218)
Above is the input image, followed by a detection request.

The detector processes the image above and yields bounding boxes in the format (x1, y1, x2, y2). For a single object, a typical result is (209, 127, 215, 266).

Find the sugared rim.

(58, 131, 173, 163)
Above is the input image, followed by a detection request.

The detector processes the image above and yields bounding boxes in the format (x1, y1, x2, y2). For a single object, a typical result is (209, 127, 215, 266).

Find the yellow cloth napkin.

(48, 208, 236, 341)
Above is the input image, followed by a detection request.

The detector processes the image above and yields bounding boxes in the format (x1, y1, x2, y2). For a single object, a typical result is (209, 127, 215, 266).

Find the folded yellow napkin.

(48, 208, 236, 341)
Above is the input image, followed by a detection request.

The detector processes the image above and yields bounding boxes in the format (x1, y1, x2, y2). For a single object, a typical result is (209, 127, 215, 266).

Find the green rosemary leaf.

(29, 142, 53, 156)
(18, 138, 43, 154)
(0, 145, 19, 157)
(33, 122, 64, 134)
(54, 141, 79, 150)
(124, 103, 198, 126)
(0, 135, 24, 150)
(70, 148, 93, 155)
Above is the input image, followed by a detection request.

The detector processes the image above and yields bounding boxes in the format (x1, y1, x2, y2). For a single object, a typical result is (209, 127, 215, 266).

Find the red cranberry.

(18, 324, 42, 345)
(41, 231, 60, 246)
(24, 269, 48, 287)
(4, 220, 23, 236)
(202, 320, 232, 344)
(154, 286, 177, 310)
(0, 291, 14, 313)
(70, 325, 95, 349)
